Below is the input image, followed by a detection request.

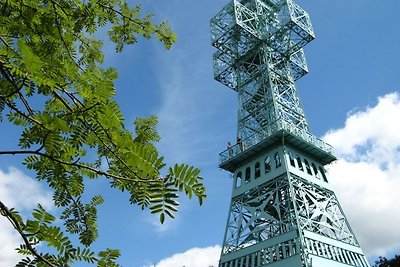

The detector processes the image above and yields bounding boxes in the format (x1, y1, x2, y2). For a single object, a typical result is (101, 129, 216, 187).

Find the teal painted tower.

(210, 0, 370, 266)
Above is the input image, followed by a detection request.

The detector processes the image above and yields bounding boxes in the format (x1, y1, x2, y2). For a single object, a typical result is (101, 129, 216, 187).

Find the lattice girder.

(222, 173, 360, 256)
(222, 175, 297, 255)
(211, 0, 315, 145)
(235, 1, 260, 38)
(289, 48, 308, 80)
(213, 50, 237, 89)
(290, 176, 358, 246)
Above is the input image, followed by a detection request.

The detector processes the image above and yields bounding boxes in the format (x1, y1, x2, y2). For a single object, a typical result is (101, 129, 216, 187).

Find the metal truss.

(211, 0, 314, 143)
(222, 175, 297, 254)
(220, 166, 368, 266)
(290, 175, 358, 246)
(221, 174, 359, 255)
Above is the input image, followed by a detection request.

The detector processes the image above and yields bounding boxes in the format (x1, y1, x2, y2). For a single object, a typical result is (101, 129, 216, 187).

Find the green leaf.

(17, 39, 43, 73)
(32, 204, 55, 224)
(159, 212, 165, 224)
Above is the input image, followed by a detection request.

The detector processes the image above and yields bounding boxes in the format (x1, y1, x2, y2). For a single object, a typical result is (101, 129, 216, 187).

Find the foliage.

(374, 254, 400, 267)
(0, 0, 206, 266)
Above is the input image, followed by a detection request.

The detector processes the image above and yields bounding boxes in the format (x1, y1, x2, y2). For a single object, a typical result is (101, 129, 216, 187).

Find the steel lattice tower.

(211, 0, 370, 266)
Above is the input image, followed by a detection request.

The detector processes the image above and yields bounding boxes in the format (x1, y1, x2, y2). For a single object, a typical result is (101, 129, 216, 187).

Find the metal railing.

(219, 120, 334, 165)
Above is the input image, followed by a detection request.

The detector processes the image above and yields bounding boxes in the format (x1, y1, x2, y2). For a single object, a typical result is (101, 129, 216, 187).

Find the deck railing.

(219, 120, 334, 165)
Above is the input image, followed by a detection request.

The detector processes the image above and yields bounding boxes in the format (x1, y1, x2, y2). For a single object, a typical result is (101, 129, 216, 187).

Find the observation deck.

(219, 120, 336, 172)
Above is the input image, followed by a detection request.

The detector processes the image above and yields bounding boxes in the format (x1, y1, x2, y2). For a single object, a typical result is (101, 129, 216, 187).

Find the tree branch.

(0, 149, 161, 183)
(0, 200, 57, 267)
(0, 95, 43, 126)
(18, 91, 35, 116)
(97, 3, 172, 40)
(55, 86, 144, 179)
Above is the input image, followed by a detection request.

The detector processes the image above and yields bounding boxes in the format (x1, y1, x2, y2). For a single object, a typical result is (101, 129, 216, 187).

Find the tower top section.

(211, 0, 335, 170)
(211, 0, 314, 86)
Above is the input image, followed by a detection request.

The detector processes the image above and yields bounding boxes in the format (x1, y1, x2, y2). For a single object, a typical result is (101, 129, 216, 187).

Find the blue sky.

(1, 0, 400, 266)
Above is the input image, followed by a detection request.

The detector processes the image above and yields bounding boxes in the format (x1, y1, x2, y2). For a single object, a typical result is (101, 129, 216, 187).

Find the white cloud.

(323, 92, 400, 257)
(0, 219, 22, 267)
(0, 167, 53, 267)
(154, 45, 236, 168)
(156, 52, 216, 164)
(0, 167, 53, 210)
(324, 92, 400, 162)
(144, 245, 221, 267)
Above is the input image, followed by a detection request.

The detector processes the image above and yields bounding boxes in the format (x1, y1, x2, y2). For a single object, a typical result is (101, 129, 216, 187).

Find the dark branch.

(0, 200, 57, 267)
(0, 149, 160, 183)
(0, 95, 43, 126)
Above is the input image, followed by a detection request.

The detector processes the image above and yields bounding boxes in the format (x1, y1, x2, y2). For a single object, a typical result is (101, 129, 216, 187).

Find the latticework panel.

(222, 175, 297, 254)
(290, 175, 358, 246)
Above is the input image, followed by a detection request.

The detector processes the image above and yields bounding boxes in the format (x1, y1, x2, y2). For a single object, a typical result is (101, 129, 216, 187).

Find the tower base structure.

(218, 133, 370, 267)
